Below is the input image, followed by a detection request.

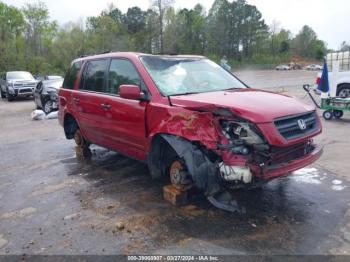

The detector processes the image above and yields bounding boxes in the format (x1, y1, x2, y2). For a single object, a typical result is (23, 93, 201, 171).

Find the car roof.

(7, 71, 31, 73)
(72, 52, 205, 64)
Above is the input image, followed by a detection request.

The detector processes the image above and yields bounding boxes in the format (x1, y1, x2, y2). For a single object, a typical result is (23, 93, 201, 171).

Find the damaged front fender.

(148, 134, 220, 196)
(147, 104, 220, 150)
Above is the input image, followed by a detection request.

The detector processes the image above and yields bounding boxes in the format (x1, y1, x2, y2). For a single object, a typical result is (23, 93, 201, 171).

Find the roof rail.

(78, 50, 114, 58)
(158, 51, 179, 56)
(98, 50, 112, 54)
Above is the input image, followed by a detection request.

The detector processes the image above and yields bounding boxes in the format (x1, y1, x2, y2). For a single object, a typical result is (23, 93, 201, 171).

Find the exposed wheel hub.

(169, 160, 192, 190)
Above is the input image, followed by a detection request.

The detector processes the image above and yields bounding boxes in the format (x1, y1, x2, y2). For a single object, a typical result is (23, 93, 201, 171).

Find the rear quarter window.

(63, 61, 82, 89)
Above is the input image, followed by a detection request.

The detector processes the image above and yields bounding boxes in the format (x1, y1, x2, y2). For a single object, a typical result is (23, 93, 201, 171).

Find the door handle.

(100, 103, 111, 110)
(73, 97, 80, 103)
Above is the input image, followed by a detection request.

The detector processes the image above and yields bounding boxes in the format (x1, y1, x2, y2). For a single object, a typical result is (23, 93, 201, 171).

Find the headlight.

(220, 120, 264, 145)
(7, 82, 14, 90)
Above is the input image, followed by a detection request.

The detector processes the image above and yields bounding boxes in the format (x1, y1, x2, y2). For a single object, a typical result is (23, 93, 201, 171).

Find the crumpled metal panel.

(147, 103, 220, 150)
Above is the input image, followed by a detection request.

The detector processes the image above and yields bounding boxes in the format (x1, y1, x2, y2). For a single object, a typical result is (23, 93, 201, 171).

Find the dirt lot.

(0, 70, 350, 256)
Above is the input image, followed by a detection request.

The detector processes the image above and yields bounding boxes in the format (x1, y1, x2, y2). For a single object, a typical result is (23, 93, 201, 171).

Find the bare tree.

(269, 19, 281, 55)
(150, 0, 174, 53)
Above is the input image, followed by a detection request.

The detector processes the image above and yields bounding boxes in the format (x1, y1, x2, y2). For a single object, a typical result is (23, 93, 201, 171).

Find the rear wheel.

(323, 110, 333, 120)
(333, 110, 344, 119)
(74, 129, 92, 160)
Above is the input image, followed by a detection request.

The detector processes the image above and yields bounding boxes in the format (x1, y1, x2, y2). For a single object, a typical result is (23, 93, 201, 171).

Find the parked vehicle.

(315, 52, 350, 98)
(305, 64, 323, 71)
(0, 71, 37, 101)
(275, 64, 290, 70)
(34, 75, 63, 81)
(34, 78, 63, 114)
(59, 52, 322, 210)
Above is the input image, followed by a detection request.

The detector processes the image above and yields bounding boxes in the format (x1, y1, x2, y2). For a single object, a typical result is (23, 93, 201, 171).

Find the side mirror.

(119, 84, 145, 100)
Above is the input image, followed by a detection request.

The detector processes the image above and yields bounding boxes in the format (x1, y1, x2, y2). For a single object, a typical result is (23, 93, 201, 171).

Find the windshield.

(140, 56, 246, 96)
(7, 72, 34, 80)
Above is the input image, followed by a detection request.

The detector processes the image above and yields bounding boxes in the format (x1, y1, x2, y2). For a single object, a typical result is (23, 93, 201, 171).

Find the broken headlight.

(220, 120, 266, 154)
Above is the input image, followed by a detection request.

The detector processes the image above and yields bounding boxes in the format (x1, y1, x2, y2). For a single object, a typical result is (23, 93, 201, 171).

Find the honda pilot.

(58, 52, 323, 210)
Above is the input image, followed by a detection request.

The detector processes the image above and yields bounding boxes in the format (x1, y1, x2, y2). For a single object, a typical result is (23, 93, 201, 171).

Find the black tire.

(323, 110, 333, 120)
(6, 90, 14, 102)
(43, 100, 53, 114)
(337, 84, 350, 98)
(0, 89, 5, 99)
(333, 110, 344, 119)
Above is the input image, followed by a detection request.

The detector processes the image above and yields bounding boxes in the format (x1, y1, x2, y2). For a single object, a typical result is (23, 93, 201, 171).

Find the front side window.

(140, 56, 246, 96)
(80, 59, 109, 92)
(63, 61, 82, 89)
(107, 59, 141, 94)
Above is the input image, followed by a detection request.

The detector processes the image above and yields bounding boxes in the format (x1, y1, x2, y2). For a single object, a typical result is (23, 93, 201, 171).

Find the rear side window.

(63, 61, 82, 89)
(107, 59, 141, 94)
(80, 59, 109, 92)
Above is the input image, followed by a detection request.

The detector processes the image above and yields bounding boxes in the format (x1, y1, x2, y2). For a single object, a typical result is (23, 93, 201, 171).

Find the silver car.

(0, 71, 38, 101)
(275, 64, 291, 70)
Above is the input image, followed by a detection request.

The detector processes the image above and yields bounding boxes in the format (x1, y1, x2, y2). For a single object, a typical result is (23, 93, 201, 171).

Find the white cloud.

(3, 0, 350, 49)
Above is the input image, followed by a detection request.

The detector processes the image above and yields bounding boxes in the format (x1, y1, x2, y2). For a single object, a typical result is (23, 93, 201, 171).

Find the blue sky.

(3, 0, 349, 50)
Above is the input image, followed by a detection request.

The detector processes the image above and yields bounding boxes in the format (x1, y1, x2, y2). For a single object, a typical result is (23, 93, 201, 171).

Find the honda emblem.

(297, 119, 307, 130)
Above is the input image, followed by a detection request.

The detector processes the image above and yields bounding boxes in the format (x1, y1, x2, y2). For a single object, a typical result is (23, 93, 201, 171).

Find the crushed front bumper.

(249, 144, 323, 180)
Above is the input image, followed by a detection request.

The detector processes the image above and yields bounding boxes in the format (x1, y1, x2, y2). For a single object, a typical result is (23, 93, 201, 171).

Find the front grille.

(14, 83, 36, 87)
(19, 88, 33, 93)
(274, 112, 318, 140)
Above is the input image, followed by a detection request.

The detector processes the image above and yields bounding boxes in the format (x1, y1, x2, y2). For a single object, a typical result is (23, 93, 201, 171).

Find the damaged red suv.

(59, 52, 322, 210)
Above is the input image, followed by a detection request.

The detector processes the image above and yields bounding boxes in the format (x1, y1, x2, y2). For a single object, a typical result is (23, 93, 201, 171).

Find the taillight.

(316, 77, 321, 85)
(59, 97, 66, 107)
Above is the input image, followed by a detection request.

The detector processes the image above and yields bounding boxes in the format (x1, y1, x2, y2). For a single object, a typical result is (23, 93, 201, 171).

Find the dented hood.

(169, 89, 315, 123)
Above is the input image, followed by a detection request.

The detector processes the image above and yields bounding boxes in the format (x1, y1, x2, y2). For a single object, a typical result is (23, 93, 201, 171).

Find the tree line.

(0, 0, 338, 75)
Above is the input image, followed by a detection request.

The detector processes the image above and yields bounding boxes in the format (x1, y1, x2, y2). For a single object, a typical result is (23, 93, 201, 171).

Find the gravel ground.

(0, 70, 349, 257)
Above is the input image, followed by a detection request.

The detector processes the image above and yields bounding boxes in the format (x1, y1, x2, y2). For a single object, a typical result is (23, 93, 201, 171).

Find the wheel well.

(337, 83, 350, 93)
(147, 134, 178, 180)
(64, 114, 79, 139)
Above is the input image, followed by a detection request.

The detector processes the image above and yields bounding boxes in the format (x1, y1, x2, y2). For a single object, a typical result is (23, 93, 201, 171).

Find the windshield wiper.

(224, 87, 241, 91)
(168, 91, 200, 96)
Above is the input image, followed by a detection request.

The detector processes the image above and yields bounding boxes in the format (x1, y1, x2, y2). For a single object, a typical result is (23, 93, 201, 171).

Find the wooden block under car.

(163, 184, 188, 206)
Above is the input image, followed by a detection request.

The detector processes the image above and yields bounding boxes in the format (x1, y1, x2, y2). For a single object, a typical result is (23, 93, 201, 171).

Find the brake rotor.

(169, 160, 192, 190)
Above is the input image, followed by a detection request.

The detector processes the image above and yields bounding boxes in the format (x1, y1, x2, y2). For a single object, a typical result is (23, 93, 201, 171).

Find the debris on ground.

(0, 235, 8, 249)
(116, 222, 125, 231)
(30, 110, 45, 120)
(63, 213, 80, 220)
(1, 207, 37, 219)
(45, 111, 58, 119)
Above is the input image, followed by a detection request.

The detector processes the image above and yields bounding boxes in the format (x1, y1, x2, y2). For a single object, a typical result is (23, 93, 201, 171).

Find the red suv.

(59, 52, 322, 208)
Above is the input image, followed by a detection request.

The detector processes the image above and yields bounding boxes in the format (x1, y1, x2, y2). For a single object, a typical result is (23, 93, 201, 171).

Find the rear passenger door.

(73, 59, 110, 146)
